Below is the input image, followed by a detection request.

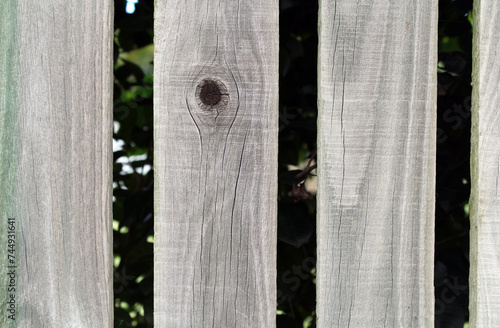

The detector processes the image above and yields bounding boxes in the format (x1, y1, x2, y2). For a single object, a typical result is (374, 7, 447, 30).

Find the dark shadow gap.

(435, 0, 473, 327)
(277, 0, 318, 327)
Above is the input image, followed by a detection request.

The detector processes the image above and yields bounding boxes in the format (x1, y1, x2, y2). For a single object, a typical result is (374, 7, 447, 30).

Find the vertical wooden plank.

(154, 0, 278, 326)
(470, 1, 500, 326)
(317, 1, 437, 326)
(0, 1, 113, 326)
(0, 2, 20, 325)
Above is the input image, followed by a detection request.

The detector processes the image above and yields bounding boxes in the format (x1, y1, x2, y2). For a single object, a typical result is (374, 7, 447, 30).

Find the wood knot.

(195, 78, 229, 110)
(185, 65, 238, 129)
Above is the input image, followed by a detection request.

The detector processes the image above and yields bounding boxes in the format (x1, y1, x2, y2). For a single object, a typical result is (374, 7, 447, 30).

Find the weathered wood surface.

(154, 0, 278, 327)
(0, 1, 113, 326)
(317, 1, 437, 326)
(470, 0, 500, 326)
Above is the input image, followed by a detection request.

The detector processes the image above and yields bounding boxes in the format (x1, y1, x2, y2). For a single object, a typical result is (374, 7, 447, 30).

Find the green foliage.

(113, 1, 154, 327)
(113, 0, 473, 327)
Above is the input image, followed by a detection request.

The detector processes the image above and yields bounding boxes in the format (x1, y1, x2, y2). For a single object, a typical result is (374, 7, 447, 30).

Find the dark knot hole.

(195, 78, 229, 110)
(199, 80, 222, 106)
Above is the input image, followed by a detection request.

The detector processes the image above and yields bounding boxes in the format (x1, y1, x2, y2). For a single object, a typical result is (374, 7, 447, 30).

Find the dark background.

(112, 0, 472, 327)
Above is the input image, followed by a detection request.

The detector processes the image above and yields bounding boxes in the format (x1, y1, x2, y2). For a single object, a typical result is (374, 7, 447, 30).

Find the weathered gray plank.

(154, 0, 278, 327)
(470, 1, 500, 326)
(0, 1, 113, 326)
(317, 1, 437, 326)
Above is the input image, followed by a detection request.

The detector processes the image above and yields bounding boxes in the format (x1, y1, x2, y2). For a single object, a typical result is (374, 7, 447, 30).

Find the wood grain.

(0, 1, 113, 326)
(317, 1, 437, 326)
(470, 0, 500, 326)
(154, 0, 278, 327)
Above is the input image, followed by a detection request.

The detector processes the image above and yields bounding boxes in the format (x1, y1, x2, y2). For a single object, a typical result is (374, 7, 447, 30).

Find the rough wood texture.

(0, 4, 20, 326)
(0, 1, 113, 326)
(470, 1, 500, 326)
(154, 0, 278, 327)
(317, 1, 437, 326)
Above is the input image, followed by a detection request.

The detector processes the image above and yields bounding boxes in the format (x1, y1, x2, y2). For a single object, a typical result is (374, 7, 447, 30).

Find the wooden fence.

(0, 0, 499, 327)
